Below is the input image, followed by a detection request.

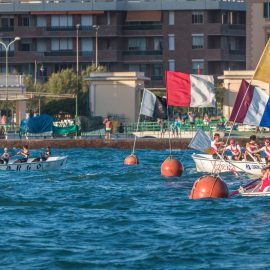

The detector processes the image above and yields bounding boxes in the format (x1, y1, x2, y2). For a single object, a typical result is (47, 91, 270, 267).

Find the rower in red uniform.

(259, 166, 270, 192)
(211, 133, 224, 159)
(252, 139, 270, 163)
(245, 135, 261, 161)
(225, 139, 242, 160)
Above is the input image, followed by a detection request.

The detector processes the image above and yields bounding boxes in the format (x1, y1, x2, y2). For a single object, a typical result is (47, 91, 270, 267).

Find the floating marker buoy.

(161, 157, 183, 177)
(124, 154, 139, 165)
(189, 175, 229, 199)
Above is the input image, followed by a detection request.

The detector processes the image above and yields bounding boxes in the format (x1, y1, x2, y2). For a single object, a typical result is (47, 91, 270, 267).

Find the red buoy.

(124, 154, 139, 165)
(189, 175, 229, 199)
(161, 157, 183, 177)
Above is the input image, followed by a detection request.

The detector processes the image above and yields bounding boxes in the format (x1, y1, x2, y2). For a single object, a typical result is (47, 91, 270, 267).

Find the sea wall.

(0, 138, 266, 150)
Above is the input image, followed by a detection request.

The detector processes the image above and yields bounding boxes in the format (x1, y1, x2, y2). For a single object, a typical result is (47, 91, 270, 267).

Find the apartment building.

(246, 0, 270, 69)
(0, 0, 246, 88)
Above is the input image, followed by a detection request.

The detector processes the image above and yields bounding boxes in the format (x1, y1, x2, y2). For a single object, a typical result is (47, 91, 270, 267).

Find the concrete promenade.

(0, 137, 266, 150)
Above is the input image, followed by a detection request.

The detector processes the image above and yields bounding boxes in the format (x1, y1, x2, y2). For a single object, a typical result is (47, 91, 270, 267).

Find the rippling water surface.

(1, 148, 270, 269)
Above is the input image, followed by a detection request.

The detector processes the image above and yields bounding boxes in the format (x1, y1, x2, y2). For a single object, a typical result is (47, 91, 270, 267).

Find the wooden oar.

(229, 178, 261, 197)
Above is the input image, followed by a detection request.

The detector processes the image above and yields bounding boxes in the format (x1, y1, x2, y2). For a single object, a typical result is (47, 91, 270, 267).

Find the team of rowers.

(0, 145, 51, 165)
(211, 133, 269, 162)
(211, 133, 270, 193)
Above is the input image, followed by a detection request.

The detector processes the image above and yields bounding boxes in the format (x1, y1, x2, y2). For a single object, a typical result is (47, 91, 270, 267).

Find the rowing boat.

(192, 153, 265, 176)
(0, 156, 67, 171)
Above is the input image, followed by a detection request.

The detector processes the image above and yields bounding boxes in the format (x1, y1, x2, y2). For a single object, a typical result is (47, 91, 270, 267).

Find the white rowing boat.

(0, 156, 67, 171)
(192, 153, 265, 176)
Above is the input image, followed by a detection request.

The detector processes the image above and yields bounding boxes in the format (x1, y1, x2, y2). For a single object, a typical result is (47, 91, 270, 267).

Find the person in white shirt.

(225, 139, 242, 160)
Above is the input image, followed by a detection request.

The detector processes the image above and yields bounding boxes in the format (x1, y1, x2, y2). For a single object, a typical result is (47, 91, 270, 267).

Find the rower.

(0, 147, 10, 164)
(211, 133, 224, 159)
(15, 145, 29, 163)
(245, 135, 261, 162)
(252, 139, 270, 163)
(225, 139, 242, 160)
(41, 146, 51, 161)
(257, 166, 270, 192)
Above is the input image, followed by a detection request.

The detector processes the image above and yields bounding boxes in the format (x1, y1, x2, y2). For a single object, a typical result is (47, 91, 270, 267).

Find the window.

(192, 59, 204, 74)
(51, 15, 72, 27)
(37, 16, 46, 27)
(264, 2, 270, 18)
(107, 11, 111, 25)
(0, 39, 15, 51)
(37, 39, 46, 52)
(128, 38, 146, 50)
(168, 34, 175, 51)
(81, 38, 93, 51)
(169, 11, 174, 25)
(154, 37, 163, 51)
(192, 11, 204, 24)
(21, 38, 32, 51)
(152, 64, 163, 80)
(1, 16, 14, 27)
(21, 16, 30, 27)
(128, 64, 146, 73)
(192, 34, 204, 49)
(81, 15, 93, 26)
(51, 38, 73, 51)
(168, 59, 175, 71)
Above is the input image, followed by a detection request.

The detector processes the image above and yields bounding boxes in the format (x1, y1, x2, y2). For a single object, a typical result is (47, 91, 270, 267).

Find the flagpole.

(131, 88, 146, 155)
(166, 104, 173, 157)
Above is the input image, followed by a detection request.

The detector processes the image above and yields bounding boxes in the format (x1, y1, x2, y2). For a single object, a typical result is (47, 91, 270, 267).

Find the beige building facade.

(87, 72, 149, 123)
(246, 0, 270, 69)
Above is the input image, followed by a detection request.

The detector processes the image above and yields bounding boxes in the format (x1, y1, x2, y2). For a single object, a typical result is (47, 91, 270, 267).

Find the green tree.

(45, 69, 77, 95)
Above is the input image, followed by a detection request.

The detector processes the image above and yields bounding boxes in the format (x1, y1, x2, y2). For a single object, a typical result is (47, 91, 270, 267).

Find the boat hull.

(0, 156, 67, 171)
(192, 153, 264, 176)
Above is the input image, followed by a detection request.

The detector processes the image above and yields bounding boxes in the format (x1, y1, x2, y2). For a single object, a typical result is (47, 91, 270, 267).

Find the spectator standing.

(103, 117, 112, 140)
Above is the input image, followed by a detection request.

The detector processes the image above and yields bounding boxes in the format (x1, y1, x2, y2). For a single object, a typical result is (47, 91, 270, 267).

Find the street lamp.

(92, 25, 99, 68)
(0, 37, 20, 101)
(76, 24, 80, 118)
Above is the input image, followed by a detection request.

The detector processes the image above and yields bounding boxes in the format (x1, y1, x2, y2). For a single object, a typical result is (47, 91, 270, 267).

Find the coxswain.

(252, 139, 270, 163)
(225, 139, 242, 160)
(211, 133, 224, 159)
(245, 135, 261, 161)
(16, 145, 29, 163)
(41, 146, 51, 161)
(0, 147, 10, 164)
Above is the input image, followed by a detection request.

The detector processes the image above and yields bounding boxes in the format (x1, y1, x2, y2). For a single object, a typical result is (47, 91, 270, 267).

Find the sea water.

(0, 148, 269, 269)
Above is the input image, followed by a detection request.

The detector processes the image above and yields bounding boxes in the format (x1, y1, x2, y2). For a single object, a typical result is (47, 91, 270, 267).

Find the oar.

(229, 178, 261, 197)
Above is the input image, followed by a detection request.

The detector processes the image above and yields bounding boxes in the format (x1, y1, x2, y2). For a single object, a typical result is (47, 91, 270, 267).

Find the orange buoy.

(189, 175, 229, 199)
(124, 154, 139, 165)
(161, 157, 183, 177)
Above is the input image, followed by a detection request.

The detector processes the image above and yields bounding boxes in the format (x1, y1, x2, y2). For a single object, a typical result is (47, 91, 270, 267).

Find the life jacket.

(211, 142, 220, 155)
(265, 146, 270, 158)
(259, 177, 270, 192)
(245, 143, 257, 157)
(230, 145, 240, 156)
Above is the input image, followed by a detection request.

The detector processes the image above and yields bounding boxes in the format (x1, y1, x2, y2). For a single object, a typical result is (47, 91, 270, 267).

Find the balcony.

(123, 50, 162, 56)
(44, 50, 93, 57)
(123, 24, 162, 30)
(0, 51, 15, 57)
(206, 48, 245, 61)
(229, 49, 245, 55)
(0, 27, 14, 32)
